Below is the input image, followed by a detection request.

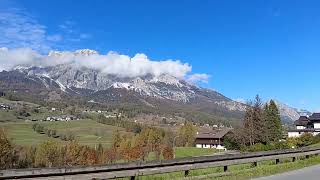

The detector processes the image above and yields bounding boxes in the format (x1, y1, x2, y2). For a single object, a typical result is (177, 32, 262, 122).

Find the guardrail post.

(251, 162, 257, 167)
(224, 166, 228, 172)
(292, 157, 296, 162)
(184, 170, 190, 177)
(130, 176, 136, 180)
(276, 159, 280, 164)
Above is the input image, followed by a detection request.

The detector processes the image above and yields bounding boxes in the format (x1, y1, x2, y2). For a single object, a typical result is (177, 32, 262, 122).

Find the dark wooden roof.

(310, 113, 320, 121)
(294, 116, 310, 126)
(196, 128, 232, 139)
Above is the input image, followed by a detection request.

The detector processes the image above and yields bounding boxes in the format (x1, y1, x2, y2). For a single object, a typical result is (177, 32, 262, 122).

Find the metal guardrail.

(1, 147, 320, 179)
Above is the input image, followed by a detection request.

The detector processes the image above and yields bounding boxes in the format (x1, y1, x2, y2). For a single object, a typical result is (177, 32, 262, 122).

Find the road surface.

(254, 164, 320, 180)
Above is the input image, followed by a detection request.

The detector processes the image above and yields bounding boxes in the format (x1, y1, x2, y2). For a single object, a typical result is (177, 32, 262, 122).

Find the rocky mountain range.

(0, 49, 307, 124)
(274, 101, 311, 123)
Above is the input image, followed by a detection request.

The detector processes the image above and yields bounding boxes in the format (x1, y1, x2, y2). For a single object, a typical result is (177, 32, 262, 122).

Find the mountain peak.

(273, 100, 311, 122)
(48, 49, 98, 57)
(74, 49, 98, 56)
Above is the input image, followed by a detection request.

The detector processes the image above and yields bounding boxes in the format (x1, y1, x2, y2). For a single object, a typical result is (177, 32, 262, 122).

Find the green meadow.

(0, 119, 127, 147)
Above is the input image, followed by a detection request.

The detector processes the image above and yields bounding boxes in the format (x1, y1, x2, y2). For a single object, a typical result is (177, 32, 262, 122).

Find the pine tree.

(265, 100, 282, 142)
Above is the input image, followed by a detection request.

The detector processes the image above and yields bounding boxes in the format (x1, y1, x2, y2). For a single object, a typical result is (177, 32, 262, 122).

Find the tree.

(119, 136, 132, 161)
(65, 140, 82, 166)
(111, 130, 122, 150)
(104, 148, 117, 164)
(177, 122, 197, 147)
(243, 95, 265, 145)
(264, 100, 282, 142)
(223, 133, 240, 150)
(147, 129, 162, 160)
(162, 146, 174, 160)
(35, 140, 60, 167)
(81, 147, 98, 165)
(129, 146, 143, 160)
(0, 129, 14, 169)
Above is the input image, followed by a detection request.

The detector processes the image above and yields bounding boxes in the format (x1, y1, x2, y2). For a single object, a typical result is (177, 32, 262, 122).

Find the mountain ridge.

(0, 49, 307, 124)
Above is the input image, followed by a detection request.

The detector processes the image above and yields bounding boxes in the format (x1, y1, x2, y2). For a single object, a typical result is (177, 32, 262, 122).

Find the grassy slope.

(0, 111, 17, 122)
(41, 119, 128, 147)
(0, 119, 127, 147)
(1, 122, 57, 146)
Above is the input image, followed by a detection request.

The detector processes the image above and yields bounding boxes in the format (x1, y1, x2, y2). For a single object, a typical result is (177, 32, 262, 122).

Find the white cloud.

(58, 20, 75, 33)
(0, 9, 51, 52)
(0, 48, 208, 81)
(0, 9, 91, 53)
(0, 47, 41, 71)
(187, 73, 210, 84)
(0, 10, 207, 83)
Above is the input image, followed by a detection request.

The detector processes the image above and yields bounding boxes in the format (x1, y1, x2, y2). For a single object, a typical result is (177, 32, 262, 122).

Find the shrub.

(223, 136, 240, 150)
(35, 140, 60, 167)
(243, 143, 275, 152)
(0, 129, 15, 169)
(162, 146, 174, 160)
(273, 141, 291, 150)
(312, 134, 320, 144)
(297, 133, 314, 147)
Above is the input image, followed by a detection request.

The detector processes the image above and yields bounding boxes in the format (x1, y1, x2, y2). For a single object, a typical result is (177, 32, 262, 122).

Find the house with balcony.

(195, 127, 232, 150)
(288, 113, 320, 138)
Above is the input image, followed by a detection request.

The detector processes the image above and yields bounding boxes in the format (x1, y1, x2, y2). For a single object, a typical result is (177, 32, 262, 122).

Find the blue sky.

(0, 0, 320, 111)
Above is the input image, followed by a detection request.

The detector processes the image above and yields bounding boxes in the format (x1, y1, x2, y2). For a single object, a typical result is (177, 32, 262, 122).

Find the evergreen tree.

(265, 100, 282, 142)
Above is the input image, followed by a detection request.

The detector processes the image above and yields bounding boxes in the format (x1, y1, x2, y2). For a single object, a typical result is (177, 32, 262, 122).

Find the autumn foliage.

(0, 126, 174, 170)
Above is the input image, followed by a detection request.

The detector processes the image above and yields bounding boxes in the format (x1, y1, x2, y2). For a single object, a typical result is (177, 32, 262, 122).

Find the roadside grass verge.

(147, 147, 218, 161)
(174, 147, 218, 158)
(126, 155, 320, 180)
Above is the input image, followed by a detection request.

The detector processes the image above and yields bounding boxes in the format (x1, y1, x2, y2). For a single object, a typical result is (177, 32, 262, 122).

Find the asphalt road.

(254, 164, 320, 180)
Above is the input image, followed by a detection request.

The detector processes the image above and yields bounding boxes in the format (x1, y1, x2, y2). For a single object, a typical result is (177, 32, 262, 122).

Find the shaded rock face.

(3, 62, 246, 115)
(274, 101, 312, 122)
(3, 63, 307, 124)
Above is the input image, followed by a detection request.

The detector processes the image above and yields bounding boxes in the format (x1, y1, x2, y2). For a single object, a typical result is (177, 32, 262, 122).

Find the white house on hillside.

(288, 113, 320, 138)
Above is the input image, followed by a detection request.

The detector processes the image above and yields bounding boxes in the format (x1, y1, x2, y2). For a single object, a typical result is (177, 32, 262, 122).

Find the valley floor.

(0, 119, 127, 147)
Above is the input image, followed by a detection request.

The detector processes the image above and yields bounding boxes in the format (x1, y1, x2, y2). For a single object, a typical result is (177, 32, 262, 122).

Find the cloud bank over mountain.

(0, 9, 209, 83)
(0, 47, 209, 83)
